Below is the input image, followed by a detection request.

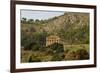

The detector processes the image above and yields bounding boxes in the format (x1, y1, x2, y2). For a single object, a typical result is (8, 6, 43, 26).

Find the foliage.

(21, 44, 89, 62)
(29, 55, 41, 62)
(64, 49, 89, 60)
(51, 54, 64, 61)
(48, 43, 64, 54)
(75, 49, 89, 60)
(21, 12, 90, 62)
(64, 51, 76, 60)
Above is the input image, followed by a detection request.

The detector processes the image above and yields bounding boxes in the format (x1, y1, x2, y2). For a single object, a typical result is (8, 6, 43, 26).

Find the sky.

(21, 10, 65, 20)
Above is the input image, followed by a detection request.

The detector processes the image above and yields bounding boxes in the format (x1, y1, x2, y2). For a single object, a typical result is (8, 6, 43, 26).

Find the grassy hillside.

(21, 12, 90, 62)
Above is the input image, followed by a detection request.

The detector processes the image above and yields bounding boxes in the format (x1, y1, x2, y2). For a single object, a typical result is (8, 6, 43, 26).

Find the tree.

(27, 19, 34, 24)
(35, 19, 40, 22)
(21, 18, 27, 23)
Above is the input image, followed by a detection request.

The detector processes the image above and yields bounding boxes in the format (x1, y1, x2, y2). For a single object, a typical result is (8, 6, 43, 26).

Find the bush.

(64, 51, 76, 60)
(64, 49, 89, 60)
(29, 55, 41, 62)
(65, 49, 69, 53)
(32, 43, 41, 51)
(51, 54, 64, 61)
(75, 49, 89, 60)
(48, 43, 64, 54)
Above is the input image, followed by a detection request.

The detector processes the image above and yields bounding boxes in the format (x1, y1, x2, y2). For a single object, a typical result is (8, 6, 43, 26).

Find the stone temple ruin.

(46, 35, 60, 46)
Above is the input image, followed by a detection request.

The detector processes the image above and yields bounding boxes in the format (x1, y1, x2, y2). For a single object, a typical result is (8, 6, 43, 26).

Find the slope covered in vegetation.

(21, 12, 89, 62)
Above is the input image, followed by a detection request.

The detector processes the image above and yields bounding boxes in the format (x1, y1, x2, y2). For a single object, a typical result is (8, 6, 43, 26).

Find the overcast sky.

(21, 10, 65, 20)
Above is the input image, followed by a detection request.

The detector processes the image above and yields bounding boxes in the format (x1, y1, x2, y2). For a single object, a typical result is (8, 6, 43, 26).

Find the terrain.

(21, 12, 89, 62)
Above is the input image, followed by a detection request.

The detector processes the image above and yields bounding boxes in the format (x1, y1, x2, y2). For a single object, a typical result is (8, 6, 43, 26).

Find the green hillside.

(21, 12, 89, 62)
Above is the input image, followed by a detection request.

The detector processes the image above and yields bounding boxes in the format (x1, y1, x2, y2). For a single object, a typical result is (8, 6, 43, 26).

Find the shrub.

(75, 49, 89, 60)
(64, 51, 76, 60)
(51, 54, 64, 61)
(29, 55, 41, 62)
(64, 49, 89, 60)
(65, 49, 69, 53)
(32, 44, 40, 51)
(48, 43, 64, 54)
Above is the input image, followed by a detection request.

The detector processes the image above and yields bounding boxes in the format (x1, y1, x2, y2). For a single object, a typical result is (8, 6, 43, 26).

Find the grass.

(21, 50, 32, 63)
(64, 44, 89, 52)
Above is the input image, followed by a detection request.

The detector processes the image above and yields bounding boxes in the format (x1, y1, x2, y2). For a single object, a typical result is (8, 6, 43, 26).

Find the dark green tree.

(21, 18, 27, 23)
